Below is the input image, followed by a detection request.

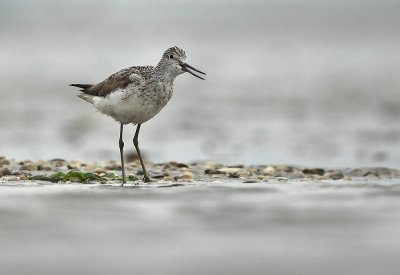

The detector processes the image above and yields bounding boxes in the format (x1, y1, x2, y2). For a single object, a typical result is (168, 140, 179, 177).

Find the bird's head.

(159, 46, 206, 80)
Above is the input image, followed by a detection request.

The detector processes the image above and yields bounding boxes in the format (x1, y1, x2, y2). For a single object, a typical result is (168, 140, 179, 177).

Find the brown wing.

(75, 67, 146, 97)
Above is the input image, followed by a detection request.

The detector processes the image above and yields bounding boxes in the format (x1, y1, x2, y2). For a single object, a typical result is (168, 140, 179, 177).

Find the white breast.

(92, 83, 173, 125)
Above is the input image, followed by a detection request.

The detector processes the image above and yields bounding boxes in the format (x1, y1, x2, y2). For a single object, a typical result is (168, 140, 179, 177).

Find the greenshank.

(70, 46, 205, 185)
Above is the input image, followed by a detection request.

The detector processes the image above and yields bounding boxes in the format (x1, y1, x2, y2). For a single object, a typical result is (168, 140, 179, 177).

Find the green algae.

(28, 171, 136, 183)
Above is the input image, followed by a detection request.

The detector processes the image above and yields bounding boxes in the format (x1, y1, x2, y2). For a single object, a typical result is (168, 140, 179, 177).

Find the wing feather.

(76, 66, 153, 97)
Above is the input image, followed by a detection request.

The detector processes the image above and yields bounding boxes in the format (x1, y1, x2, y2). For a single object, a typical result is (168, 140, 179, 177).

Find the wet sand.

(1, 157, 400, 275)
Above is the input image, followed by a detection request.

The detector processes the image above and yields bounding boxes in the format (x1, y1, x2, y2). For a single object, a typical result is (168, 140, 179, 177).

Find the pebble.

(170, 161, 190, 168)
(228, 164, 244, 168)
(365, 173, 379, 180)
(41, 165, 53, 171)
(20, 163, 37, 171)
(289, 171, 306, 179)
(325, 171, 344, 180)
(257, 175, 269, 181)
(94, 168, 107, 174)
(68, 160, 84, 170)
(180, 171, 193, 181)
(217, 167, 244, 174)
(50, 159, 67, 167)
(105, 163, 122, 170)
(203, 162, 224, 171)
(163, 175, 175, 181)
(0, 157, 10, 166)
(302, 168, 325, 176)
(228, 172, 240, 178)
(0, 168, 12, 176)
(204, 169, 225, 175)
(348, 169, 365, 177)
(262, 166, 275, 176)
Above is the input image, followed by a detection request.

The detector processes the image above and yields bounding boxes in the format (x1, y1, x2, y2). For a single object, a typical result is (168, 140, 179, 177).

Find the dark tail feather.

(70, 83, 93, 89)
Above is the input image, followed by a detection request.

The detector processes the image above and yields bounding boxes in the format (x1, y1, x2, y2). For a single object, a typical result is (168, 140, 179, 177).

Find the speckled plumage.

(72, 47, 193, 124)
(70, 46, 205, 184)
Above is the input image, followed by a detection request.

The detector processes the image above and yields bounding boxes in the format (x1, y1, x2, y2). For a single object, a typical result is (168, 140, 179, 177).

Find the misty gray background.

(1, 0, 400, 167)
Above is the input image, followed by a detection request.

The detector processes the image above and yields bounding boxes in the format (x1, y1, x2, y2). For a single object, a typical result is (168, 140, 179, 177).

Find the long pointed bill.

(180, 63, 206, 80)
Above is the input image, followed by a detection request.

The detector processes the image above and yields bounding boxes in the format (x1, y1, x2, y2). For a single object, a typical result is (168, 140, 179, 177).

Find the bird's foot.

(120, 180, 126, 187)
(143, 174, 152, 183)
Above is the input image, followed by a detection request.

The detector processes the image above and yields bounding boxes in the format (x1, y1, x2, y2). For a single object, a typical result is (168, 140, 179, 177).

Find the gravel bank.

(1, 156, 399, 184)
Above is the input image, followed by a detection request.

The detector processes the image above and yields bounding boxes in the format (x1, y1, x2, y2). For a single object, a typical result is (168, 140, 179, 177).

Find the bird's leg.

(119, 123, 126, 186)
(133, 124, 152, 182)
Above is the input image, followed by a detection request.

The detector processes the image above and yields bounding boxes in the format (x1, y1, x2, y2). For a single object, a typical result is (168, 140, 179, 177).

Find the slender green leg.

(133, 124, 152, 182)
(119, 123, 126, 186)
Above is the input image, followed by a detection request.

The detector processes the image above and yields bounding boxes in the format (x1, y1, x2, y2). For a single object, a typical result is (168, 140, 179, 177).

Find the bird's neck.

(154, 62, 178, 84)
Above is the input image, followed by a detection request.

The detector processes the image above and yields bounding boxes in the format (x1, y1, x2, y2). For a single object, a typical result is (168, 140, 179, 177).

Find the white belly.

(92, 86, 172, 125)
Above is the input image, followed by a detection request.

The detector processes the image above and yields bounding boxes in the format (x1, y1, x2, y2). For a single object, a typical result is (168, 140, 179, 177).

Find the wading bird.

(70, 46, 205, 185)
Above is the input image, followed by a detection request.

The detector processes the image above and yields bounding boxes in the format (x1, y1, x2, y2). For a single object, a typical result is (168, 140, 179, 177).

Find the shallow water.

(1, 180, 400, 275)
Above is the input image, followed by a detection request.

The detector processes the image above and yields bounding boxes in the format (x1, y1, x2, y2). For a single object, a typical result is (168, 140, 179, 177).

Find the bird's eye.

(169, 54, 174, 59)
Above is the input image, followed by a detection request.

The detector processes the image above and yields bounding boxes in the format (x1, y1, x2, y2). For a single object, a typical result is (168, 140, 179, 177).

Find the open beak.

(180, 63, 206, 80)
